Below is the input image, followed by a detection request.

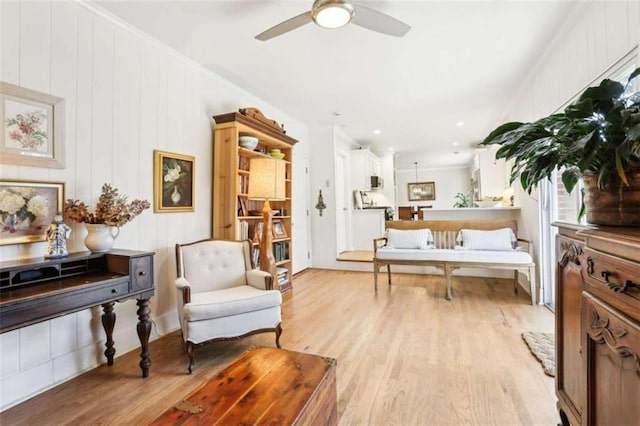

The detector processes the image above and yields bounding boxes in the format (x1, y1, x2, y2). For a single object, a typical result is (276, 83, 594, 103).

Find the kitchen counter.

(421, 207, 520, 221)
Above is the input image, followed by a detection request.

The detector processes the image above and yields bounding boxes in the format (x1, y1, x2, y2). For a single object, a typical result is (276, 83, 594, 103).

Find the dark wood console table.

(0, 249, 155, 377)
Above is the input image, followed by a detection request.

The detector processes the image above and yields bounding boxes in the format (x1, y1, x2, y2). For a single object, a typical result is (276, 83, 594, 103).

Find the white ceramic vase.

(84, 223, 119, 252)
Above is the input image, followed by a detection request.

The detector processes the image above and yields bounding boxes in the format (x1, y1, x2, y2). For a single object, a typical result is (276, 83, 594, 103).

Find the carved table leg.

(136, 298, 152, 378)
(101, 302, 116, 366)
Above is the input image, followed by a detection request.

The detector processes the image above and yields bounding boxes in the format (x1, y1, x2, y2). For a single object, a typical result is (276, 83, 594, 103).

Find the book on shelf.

(238, 156, 249, 171)
(237, 196, 248, 216)
(238, 175, 249, 194)
(276, 266, 289, 284)
(272, 241, 289, 262)
(236, 220, 250, 240)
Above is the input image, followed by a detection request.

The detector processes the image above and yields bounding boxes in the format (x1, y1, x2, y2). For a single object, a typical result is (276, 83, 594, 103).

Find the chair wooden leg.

(373, 262, 379, 292)
(513, 270, 519, 294)
(445, 265, 453, 300)
(387, 264, 392, 286)
(529, 265, 536, 305)
(275, 324, 283, 349)
(186, 341, 195, 374)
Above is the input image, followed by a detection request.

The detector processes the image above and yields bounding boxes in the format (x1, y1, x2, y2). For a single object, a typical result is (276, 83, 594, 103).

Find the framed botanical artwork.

(0, 180, 65, 245)
(408, 181, 436, 201)
(272, 219, 287, 238)
(0, 82, 65, 168)
(154, 150, 195, 212)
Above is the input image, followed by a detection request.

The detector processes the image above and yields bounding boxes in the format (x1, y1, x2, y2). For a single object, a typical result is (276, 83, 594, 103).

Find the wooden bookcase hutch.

(212, 110, 296, 293)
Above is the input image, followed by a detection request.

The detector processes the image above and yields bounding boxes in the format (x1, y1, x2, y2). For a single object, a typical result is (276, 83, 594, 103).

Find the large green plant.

(482, 68, 640, 195)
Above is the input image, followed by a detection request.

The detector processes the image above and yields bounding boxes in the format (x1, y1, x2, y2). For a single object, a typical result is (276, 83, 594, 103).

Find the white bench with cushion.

(373, 220, 536, 304)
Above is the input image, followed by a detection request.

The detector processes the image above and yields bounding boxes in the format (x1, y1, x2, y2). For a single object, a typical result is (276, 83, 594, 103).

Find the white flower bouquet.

(0, 186, 49, 232)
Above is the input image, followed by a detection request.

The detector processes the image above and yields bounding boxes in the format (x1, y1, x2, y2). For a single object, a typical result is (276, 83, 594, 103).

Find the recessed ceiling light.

(332, 111, 341, 117)
(373, 129, 381, 135)
(456, 121, 464, 127)
(452, 142, 459, 146)
(453, 151, 459, 154)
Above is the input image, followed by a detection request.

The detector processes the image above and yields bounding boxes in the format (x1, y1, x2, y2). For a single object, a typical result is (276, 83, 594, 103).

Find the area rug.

(522, 331, 555, 377)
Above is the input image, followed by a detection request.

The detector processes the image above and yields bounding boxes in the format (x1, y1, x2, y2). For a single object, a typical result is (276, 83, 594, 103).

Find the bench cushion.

(376, 247, 533, 265)
(386, 228, 433, 249)
(456, 228, 516, 251)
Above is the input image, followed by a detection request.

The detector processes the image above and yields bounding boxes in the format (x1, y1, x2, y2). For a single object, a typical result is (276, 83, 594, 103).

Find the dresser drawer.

(131, 256, 153, 291)
(0, 278, 130, 332)
(583, 247, 640, 320)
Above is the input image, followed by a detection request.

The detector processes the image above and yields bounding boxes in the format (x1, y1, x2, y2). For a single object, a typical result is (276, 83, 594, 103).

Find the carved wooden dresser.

(554, 223, 639, 425)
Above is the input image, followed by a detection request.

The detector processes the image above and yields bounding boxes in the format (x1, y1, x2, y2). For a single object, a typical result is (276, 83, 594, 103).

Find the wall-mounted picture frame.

(272, 219, 287, 238)
(0, 180, 65, 245)
(408, 181, 436, 201)
(154, 150, 195, 212)
(0, 82, 65, 168)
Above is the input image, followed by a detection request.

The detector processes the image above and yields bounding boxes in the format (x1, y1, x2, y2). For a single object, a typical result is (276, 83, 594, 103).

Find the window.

(540, 51, 637, 308)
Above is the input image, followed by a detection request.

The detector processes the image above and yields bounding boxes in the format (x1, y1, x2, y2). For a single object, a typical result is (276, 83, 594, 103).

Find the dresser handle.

(601, 270, 611, 282)
(587, 257, 594, 274)
(605, 278, 640, 294)
(621, 280, 640, 292)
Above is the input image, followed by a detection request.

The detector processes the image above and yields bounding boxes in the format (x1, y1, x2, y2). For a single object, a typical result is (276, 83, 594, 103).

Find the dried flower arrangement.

(65, 183, 150, 227)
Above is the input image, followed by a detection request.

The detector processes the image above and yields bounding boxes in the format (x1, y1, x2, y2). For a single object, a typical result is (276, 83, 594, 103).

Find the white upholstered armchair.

(175, 239, 283, 373)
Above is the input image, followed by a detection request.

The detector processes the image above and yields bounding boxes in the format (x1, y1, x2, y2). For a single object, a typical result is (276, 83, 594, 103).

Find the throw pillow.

(386, 228, 433, 249)
(456, 228, 516, 251)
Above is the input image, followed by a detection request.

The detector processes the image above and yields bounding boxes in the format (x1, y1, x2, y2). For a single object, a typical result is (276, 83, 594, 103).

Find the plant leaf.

(482, 122, 524, 145)
(627, 67, 640, 86)
(565, 99, 593, 119)
(561, 169, 580, 194)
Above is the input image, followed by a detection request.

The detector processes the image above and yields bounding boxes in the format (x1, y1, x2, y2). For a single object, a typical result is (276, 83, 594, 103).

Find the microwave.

(370, 175, 383, 189)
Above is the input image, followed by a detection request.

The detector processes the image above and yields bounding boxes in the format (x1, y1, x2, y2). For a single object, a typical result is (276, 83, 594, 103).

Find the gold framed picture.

(154, 150, 195, 212)
(272, 219, 287, 238)
(407, 181, 436, 201)
(0, 180, 65, 245)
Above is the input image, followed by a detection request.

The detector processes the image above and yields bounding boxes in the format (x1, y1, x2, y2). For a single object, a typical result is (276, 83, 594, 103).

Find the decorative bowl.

(474, 200, 500, 208)
(271, 152, 285, 159)
(239, 136, 259, 150)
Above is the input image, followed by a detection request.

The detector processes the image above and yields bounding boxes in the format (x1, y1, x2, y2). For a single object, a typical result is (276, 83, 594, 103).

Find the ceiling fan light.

(312, 1, 354, 29)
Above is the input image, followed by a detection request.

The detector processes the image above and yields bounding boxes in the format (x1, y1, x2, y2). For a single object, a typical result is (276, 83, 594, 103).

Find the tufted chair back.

(176, 239, 253, 292)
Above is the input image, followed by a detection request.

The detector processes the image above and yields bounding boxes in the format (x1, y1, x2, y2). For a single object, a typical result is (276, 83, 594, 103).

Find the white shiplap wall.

(496, 0, 639, 304)
(0, 0, 309, 410)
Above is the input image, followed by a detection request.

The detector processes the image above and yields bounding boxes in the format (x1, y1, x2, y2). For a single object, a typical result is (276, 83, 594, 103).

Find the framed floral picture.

(0, 180, 65, 245)
(154, 150, 195, 212)
(0, 82, 65, 168)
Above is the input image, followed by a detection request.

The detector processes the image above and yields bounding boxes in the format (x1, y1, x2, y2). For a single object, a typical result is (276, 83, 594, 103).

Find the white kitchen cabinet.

(351, 209, 386, 250)
(350, 149, 382, 190)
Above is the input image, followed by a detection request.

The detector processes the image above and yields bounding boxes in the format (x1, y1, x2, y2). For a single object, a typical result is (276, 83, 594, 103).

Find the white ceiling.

(94, 0, 577, 169)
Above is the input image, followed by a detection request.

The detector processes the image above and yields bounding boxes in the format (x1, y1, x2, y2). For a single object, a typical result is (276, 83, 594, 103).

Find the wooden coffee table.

(151, 346, 338, 425)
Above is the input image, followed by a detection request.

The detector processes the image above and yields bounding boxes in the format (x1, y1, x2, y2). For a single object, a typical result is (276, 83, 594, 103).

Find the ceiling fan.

(255, 0, 411, 41)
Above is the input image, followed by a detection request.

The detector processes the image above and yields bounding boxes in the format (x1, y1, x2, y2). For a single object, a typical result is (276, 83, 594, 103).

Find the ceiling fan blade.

(255, 11, 313, 41)
(351, 4, 410, 37)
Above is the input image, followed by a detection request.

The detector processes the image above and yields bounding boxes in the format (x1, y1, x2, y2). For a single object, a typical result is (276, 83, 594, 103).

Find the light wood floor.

(1, 270, 556, 425)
